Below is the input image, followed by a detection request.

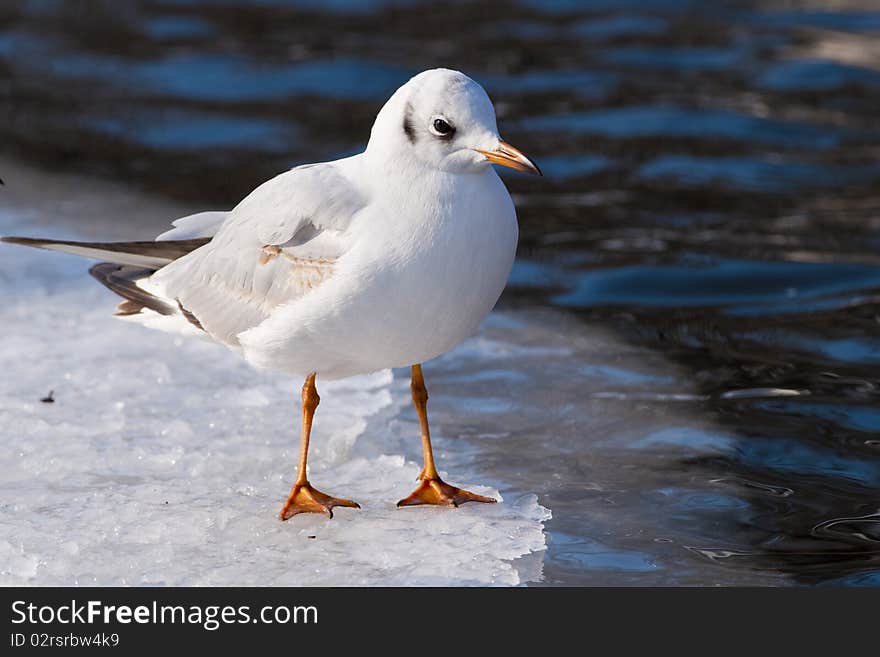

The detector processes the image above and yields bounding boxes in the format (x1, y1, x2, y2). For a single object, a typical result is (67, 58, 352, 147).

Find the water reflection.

(523, 106, 847, 147)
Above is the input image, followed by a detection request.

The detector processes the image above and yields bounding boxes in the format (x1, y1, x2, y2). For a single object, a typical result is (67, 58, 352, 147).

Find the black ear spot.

(403, 102, 416, 144)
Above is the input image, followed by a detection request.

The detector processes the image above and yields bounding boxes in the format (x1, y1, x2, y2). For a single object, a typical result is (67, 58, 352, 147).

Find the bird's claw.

(279, 481, 360, 520)
(396, 476, 496, 508)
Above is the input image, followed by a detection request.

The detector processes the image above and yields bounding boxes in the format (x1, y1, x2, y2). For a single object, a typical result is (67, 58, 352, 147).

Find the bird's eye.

(430, 117, 455, 138)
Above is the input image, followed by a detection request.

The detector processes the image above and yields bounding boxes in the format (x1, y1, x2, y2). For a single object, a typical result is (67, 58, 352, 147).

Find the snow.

(0, 205, 550, 586)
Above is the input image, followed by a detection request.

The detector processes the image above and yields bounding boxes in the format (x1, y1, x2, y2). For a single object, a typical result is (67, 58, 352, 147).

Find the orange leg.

(279, 373, 360, 520)
(397, 364, 497, 508)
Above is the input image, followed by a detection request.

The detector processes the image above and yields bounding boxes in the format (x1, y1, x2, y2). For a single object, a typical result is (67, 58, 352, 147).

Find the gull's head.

(367, 68, 541, 176)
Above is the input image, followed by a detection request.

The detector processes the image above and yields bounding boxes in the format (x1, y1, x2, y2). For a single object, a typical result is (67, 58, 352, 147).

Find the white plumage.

(135, 68, 526, 379)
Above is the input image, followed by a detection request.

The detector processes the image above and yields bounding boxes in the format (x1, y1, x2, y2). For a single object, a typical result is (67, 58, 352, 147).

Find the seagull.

(2, 68, 542, 520)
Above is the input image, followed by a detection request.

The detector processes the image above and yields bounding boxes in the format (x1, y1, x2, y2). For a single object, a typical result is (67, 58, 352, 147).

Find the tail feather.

(0, 236, 210, 269)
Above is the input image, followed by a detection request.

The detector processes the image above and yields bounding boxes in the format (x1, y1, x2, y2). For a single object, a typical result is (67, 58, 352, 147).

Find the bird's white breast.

(238, 165, 518, 379)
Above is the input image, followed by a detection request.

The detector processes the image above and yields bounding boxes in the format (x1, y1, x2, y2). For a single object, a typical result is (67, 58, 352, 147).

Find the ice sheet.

(0, 207, 550, 586)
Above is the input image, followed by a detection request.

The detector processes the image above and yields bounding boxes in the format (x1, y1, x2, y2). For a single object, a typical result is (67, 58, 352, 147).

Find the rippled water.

(1, 0, 879, 585)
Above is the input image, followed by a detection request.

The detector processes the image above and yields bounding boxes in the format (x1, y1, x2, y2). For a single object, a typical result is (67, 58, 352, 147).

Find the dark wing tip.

(1, 236, 35, 245)
(89, 262, 177, 317)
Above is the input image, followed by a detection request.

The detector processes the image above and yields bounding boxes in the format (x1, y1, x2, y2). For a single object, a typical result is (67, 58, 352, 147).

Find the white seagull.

(2, 68, 542, 519)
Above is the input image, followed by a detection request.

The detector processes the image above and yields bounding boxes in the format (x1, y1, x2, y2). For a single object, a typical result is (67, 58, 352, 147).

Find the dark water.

(2, 0, 879, 585)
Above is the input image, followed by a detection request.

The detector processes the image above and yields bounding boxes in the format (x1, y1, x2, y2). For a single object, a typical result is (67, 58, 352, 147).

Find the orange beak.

(474, 140, 542, 176)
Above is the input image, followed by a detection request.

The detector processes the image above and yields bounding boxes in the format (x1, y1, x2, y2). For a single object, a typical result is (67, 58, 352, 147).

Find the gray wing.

(145, 162, 367, 345)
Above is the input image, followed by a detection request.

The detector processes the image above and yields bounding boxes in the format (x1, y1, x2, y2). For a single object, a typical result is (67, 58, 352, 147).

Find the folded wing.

(145, 162, 367, 346)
